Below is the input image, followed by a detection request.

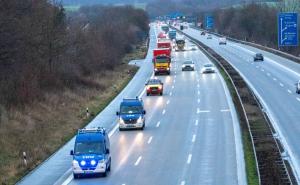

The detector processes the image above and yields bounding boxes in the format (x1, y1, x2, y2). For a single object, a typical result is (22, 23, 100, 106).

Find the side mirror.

(143, 110, 146, 114)
(70, 150, 74, 156)
(116, 111, 119, 116)
(106, 149, 110, 154)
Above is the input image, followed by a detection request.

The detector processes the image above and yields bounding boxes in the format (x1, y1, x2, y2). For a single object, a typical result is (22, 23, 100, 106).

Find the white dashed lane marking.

(134, 156, 142, 166)
(156, 121, 161, 127)
(147, 136, 153, 144)
(187, 154, 192, 164)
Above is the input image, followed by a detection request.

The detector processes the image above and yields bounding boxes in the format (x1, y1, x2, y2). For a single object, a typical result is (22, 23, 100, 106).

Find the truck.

(168, 30, 176, 40)
(116, 97, 146, 131)
(157, 32, 167, 39)
(153, 48, 171, 75)
(157, 40, 172, 51)
(175, 37, 185, 51)
(70, 127, 111, 178)
(161, 24, 169, 33)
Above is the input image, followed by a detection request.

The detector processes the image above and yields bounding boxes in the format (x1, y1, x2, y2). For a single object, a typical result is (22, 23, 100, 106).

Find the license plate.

(84, 170, 94, 174)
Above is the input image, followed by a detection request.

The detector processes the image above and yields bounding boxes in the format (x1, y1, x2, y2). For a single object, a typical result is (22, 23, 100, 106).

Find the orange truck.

(153, 48, 171, 75)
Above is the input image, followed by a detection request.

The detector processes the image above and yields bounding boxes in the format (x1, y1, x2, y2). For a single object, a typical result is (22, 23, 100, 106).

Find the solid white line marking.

(134, 156, 142, 166)
(187, 154, 192, 164)
(273, 78, 277, 81)
(162, 109, 166, 115)
(288, 90, 292, 94)
(297, 98, 300, 102)
(156, 121, 161, 127)
(180, 181, 186, 185)
(221, 109, 230, 112)
(167, 100, 170, 104)
(280, 83, 284, 87)
(192, 134, 196, 143)
(195, 120, 199, 126)
(147, 136, 153, 144)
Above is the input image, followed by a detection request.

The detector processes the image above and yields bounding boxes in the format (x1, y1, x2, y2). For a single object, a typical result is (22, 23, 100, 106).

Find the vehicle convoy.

(202, 63, 216, 73)
(70, 127, 111, 179)
(254, 53, 264, 61)
(153, 48, 171, 75)
(116, 97, 146, 130)
(145, 79, 164, 96)
(161, 24, 169, 33)
(168, 30, 177, 40)
(182, 60, 195, 71)
(175, 37, 185, 51)
(219, 37, 227, 45)
(296, 80, 300, 94)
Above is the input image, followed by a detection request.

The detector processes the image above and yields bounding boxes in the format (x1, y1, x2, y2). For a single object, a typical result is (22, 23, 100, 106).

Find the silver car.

(201, 63, 215, 73)
(182, 60, 195, 71)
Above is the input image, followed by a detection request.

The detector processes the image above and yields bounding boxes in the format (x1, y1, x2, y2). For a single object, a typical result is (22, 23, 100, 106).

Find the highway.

(17, 24, 246, 185)
(181, 27, 300, 182)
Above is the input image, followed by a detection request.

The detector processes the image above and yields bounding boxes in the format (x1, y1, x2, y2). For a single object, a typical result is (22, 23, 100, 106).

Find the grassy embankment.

(0, 43, 147, 185)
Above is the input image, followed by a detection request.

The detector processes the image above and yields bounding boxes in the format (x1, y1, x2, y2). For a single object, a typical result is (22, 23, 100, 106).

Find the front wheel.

(73, 174, 79, 179)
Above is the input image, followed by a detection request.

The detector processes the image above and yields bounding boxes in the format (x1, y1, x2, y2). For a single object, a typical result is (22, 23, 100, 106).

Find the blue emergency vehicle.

(168, 30, 177, 40)
(116, 97, 146, 131)
(70, 127, 111, 178)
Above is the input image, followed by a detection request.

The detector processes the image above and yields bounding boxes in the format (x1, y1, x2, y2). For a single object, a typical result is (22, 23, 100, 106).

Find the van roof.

(121, 98, 142, 106)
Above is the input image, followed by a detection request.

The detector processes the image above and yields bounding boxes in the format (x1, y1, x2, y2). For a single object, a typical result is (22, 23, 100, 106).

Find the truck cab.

(116, 98, 146, 131)
(153, 48, 171, 75)
(70, 127, 111, 179)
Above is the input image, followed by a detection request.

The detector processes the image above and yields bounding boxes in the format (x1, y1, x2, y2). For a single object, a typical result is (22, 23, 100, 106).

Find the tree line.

(0, 0, 149, 109)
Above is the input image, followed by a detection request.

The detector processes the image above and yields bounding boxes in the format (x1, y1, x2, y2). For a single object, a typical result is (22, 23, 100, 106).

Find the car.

(296, 80, 300, 94)
(190, 44, 197, 50)
(116, 97, 146, 131)
(70, 127, 111, 179)
(219, 37, 227, 45)
(201, 63, 216, 73)
(254, 53, 264, 61)
(207, 34, 212, 39)
(145, 79, 164, 96)
(182, 60, 195, 71)
(201, 31, 206, 36)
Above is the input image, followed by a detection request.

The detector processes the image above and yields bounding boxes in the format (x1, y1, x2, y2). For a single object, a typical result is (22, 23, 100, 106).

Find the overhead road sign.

(278, 13, 298, 46)
(205, 15, 214, 29)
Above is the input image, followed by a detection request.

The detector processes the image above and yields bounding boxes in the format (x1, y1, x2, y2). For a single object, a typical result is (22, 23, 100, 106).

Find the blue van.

(116, 97, 146, 131)
(70, 127, 111, 178)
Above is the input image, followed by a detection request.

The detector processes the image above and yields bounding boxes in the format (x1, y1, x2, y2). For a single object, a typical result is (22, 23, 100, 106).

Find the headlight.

(80, 160, 86, 166)
(72, 160, 79, 166)
(182, 65, 186, 68)
(137, 116, 143, 123)
(91, 160, 96, 166)
(119, 118, 125, 124)
(167, 67, 170, 70)
(154, 68, 158, 71)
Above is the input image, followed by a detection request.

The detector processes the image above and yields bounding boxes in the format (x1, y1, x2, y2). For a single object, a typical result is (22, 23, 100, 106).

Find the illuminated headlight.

(137, 116, 143, 123)
(182, 65, 186, 68)
(72, 160, 79, 166)
(191, 64, 195, 68)
(154, 68, 158, 71)
(91, 160, 96, 166)
(119, 118, 125, 124)
(80, 160, 86, 166)
(167, 67, 170, 70)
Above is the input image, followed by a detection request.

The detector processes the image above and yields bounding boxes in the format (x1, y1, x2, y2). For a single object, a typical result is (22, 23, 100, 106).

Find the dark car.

(201, 31, 206, 36)
(254, 53, 264, 61)
(296, 81, 300, 94)
(145, 79, 164, 96)
(182, 60, 195, 71)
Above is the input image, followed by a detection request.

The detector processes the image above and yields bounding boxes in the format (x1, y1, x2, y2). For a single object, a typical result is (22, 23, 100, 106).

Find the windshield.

(155, 57, 170, 63)
(204, 64, 213, 67)
(74, 141, 104, 155)
(120, 105, 142, 114)
(177, 40, 184, 44)
(184, 61, 193, 64)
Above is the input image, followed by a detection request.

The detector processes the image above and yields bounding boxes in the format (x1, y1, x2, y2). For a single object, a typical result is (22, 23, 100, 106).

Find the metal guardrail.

(190, 26, 300, 64)
(172, 26, 295, 185)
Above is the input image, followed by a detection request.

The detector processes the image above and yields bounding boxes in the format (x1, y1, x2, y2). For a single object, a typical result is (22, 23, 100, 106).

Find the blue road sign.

(278, 13, 298, 46)
(205, 16, 214, 29)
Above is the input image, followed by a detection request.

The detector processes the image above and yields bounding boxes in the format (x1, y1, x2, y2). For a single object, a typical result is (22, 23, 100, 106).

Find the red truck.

(157, 40, 171, 49)
(153, 48, 171, 75)
(157, 32, 167, 39)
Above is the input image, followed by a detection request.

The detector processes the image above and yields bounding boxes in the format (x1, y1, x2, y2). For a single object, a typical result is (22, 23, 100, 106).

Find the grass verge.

(0, 42, 147, 185)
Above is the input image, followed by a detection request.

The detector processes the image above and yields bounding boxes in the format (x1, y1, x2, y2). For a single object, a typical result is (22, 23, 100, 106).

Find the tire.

(160, 92, 163, 96)
(108, 161, 111, 172)
(73, 174, 79, 179)
(141, 122, 145, 130)
(103, 170, 107, 177)
(119, 127, 123, 131)
(146, 93, 149, 96)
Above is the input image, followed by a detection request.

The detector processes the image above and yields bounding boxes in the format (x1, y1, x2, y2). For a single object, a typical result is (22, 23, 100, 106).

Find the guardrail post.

(23, 152, 27, 166)
(86, 107, 89, 118)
